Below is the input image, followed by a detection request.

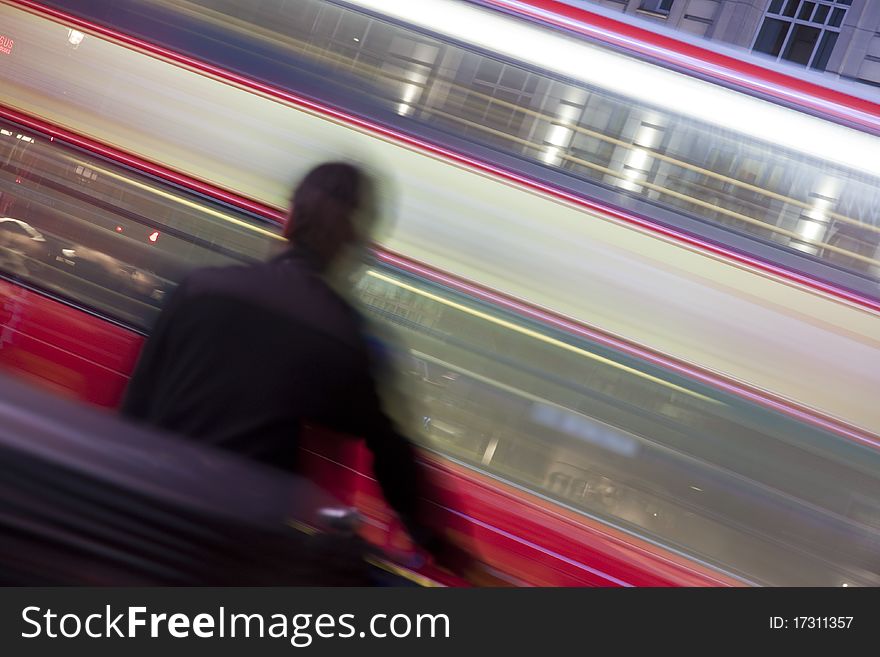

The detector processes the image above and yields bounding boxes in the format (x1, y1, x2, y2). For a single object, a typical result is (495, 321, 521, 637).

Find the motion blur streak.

(81, 161, 284, 242)
(476, 0, 880, 130)
(20, 0, 880, 283)
(364, 269, 716, 402)
(1, 112, 878, 585)
(346, 0, 880, 175)
(0, 3, 878, 433)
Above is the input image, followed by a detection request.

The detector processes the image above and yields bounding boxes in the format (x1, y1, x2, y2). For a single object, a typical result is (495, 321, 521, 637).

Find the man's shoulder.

(181, 260, 299, 302)
(177, 259, 363, 346)
(182, 263, 256, 293)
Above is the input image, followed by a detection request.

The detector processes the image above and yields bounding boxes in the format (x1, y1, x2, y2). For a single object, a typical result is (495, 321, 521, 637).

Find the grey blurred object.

(0, 373, 373, 585)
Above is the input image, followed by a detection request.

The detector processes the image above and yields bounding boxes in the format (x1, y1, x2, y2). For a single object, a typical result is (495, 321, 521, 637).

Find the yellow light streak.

(80, 157, 285, 241)
(366, 270, 717, 404)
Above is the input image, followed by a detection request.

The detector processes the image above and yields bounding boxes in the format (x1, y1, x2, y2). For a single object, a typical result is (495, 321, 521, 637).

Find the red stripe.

(422, 457, 746, 585)
(13, 0, 879, 130)
(480, 0, 880, 132)
(376, 249, 880, 452)
(2, 12, 878, 447)
(3, 103, 878, 451)
(8, 105, 880, 456)
(7, 0, 880, 315)
(0, 105, 286, 224)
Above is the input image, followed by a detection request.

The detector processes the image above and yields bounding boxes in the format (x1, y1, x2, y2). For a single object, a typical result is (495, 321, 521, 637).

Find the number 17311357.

(770, 617, 853, 629)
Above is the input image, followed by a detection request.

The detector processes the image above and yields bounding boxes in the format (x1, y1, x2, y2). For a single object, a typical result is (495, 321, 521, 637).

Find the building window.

(752, 0, 849, 71)
(638, 0, 675, 15)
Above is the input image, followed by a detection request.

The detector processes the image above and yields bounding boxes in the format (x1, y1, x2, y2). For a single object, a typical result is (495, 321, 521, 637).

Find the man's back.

(123, 248, 380, 470)
(121, 162, 480, 578)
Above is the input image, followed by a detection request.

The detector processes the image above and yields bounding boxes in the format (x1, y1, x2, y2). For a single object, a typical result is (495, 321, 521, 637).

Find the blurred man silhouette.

(122, 162, 473, 578)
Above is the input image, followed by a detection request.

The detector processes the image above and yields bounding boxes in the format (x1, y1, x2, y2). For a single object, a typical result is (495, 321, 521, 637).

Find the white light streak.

(347, 0, 880, 178)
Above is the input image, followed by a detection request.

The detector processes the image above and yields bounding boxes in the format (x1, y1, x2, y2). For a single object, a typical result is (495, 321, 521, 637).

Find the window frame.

(751, 0, 849, 71)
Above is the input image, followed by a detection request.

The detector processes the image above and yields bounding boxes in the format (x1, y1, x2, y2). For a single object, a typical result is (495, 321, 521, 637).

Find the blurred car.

(0, 216, 48, 275)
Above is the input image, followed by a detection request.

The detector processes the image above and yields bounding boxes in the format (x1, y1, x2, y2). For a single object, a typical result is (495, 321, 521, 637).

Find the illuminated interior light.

(540, 145, 561, 165)
(148, 230, 159, 243)
(790, 242, 817, 255)
(400, 83, 419, 104)
(804, 200, 832, 222)
(67, 29, 85, 47)
(555, 102, 582, 124)
(352, 37, 360, 42)
(543, 114, 574, 164)
(619, 117, 663, 190)
(625, 148, 650, 174)
(816, 177, 841, 200)
(617, 178, 642, 193)
(619, 147, 651, 192)
(633, 120, 663, 149)
(397, 84, 419, 116)
(346, 0, 880, 178)
(397, 81, 422, 116)
(545, 123, 572, 147)
(0, 129, 12, 136)
(796, 219, 824, 242)
(115, 225, 123, 233)
(796, 176, 838, 247)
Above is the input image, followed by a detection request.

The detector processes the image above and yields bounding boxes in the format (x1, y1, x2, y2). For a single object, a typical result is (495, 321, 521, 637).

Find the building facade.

(567, 0, 880, 87)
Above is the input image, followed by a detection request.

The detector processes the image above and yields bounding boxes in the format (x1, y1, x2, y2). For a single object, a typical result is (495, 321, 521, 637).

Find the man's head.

(284, 162, 373, 268)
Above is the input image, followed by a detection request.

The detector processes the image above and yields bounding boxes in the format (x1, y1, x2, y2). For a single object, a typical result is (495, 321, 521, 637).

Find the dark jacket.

(122, 247, 438, 553)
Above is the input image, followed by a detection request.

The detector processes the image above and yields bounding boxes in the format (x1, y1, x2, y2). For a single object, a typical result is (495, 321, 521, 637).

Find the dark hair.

(284, 162, 367, 265)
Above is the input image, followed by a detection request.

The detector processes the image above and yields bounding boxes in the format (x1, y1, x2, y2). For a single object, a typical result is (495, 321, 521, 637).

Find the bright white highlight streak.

(347, 0, 880, 178)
